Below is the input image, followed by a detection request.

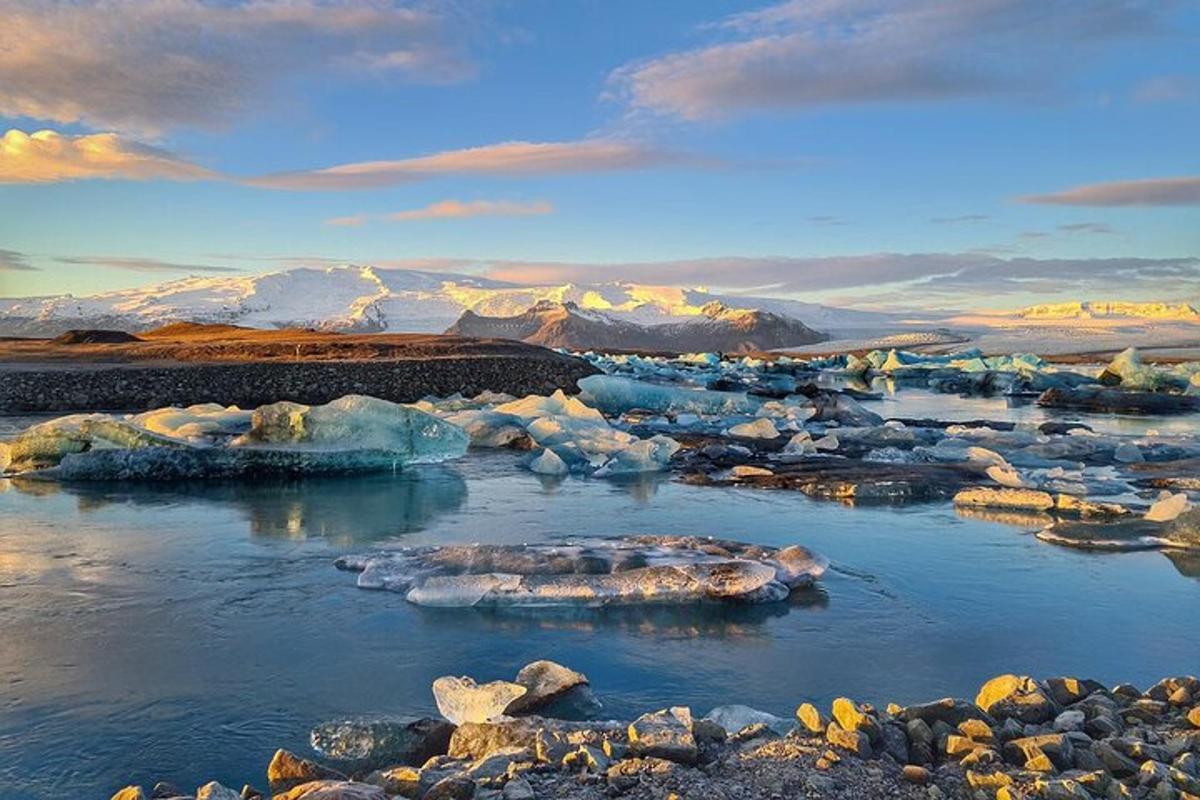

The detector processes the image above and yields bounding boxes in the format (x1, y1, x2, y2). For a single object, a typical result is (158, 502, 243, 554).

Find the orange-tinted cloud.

(1021, 176, 1200, 206)
(0, 129, 213, 184)
(248, 140, 697, 190)
(389, 199, 552, 222)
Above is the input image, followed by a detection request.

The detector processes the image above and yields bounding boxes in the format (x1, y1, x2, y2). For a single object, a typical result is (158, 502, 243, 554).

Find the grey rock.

(627, 707, 698, 764)
(310, 716, 454, 773)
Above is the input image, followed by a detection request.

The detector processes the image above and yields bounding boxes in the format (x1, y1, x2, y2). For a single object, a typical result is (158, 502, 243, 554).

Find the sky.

(0, 0, 1198, 311)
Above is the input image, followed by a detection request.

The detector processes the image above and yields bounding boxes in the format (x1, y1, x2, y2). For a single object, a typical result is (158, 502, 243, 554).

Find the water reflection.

(4, 468, 469, 545)
(410, 587, 829, 639)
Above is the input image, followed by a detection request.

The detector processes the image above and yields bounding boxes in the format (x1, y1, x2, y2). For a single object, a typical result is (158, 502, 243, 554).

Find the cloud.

(1058, 222, 1115, 234)
(0, 0, 473, 134)
(247, 139, 697, 190)
(806, 215, 846, 226)
(609, 0, 1169, 120)
(1132, 75, 1198, 104)
(54, 256, 242, 274)
(390, 199, 552, 222)
(1021, 176, 1200, 206)
(0, 129, 214, 184)
(0, 248, 38, 271)
(930, 214, 990, 224)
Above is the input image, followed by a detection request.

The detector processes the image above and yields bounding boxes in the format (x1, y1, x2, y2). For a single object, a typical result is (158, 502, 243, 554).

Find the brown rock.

(902, 765, 931, 785)
(267, 750, 345, 793)
(271, 782, 387, 800)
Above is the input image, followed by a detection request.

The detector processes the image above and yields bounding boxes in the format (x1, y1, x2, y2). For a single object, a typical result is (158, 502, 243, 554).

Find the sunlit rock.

(309, 716, 454, 772)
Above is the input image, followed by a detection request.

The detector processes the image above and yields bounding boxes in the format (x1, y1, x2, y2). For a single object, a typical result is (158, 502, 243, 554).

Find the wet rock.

(627, 707, 698, 764)
(433, 676, 528, 725)
(272, 781, 387, 800)
(977, 675, 1057, 724)
(309, 716, 454, 772)
(267, 749, 346, 793)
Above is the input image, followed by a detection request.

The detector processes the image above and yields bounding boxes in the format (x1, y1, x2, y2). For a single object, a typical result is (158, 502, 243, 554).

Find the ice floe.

(334, 536, 828, 607)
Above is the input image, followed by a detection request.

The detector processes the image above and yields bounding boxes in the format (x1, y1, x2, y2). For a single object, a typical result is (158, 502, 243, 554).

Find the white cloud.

(0, 0, 474, 134)
(1022, 176, 1200, 206)
(0, 129, 213, 183)
(609, 0, 1170, 120)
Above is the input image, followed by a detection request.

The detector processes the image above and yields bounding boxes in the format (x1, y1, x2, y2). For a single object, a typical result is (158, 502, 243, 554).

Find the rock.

(507, 660, 599, 719)
(1003, 734, 1074, 772)
(958, 718, 995, 742)
(272, 782, 387, 800)
(364, 766, 420, 796)
(467, 747, 533, 784)
(880, 722, 910, 763)
(423, 775, 476, 800)
(448, 716, 624, 763)
(1053, 710, 1086, 732)
(561, 744, 609, 773)
(1147, 677, 1200, 704)
(627, 707, 698, 764)
(310, 716, 454, 772)
(900, 698, 992, 728)
(690, 717, 727, 745)
(196, 783, 240, 800)
(703, 704, 792, 737)
(1045, 677, 1106, 707)
(239, 786, 262, 800)
(796, 702, 828, 734)
(826, 722, 872, 758)
(433, 676, 528, 726)
(605, 757, 681, 792)
(977, 675, 1057, 724)
(267, 749, 345, 793)
(903, 765, 931, 784)
(150, 782, 182, 799)
(831, 697, 881, 742)
(1093, 740, 1141, 777)
(1189, 707, 1200, 729)
(1033, 777, 1093, 800)
(807, 774, 837, 793)
(501, 776, 535, 800)
(111, 788, 146, 800)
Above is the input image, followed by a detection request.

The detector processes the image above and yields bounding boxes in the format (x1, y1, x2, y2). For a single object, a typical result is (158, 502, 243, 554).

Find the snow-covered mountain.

(0, 264, 887, 337)
(446, 300, 828, 353)
(1018, 301, 1200, 321)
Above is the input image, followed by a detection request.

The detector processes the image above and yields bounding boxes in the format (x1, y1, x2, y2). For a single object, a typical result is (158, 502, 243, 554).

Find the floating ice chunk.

(578, 375, 760, 417)
(131, 404, 253, 442)
(443, 409, 530, 448)
(727, 418, 779, 439)
(494, 390, 606, 423)
(593, 435, 681, 476)
(4, 395, 469, 479)
(336, 536, 828, 608)
(1146, 492, 1191, 522)
(680, 352, 721, 366)
(529, 448, 569, 476)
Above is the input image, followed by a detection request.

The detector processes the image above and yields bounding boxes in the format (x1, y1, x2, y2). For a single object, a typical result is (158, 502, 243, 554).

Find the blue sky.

(0, 0, 1198, 310)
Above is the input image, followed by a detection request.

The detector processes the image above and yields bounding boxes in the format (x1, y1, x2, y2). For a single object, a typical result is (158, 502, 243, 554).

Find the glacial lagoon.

(2, 386, 1199, 799)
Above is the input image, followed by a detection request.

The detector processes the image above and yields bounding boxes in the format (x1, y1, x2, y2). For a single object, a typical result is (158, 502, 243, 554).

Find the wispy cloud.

(1021, 176, 1200, 206)
(248, 140, 698, 191)
(608, 0, 1169, 120)
(806, 215, 846, 226)
(0, 0, 474, 134)
(1058, 222, 1115, 235)
(0, 248, 38, 272)
(930, 214, 990, 224)
(324, 199, 553, 226)
(1132, 75, 1198, 105)
(0, 129, 214, 184)
(54, 256, 242, 274)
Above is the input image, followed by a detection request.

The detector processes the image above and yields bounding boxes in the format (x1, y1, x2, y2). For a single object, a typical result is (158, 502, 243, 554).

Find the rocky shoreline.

(109, 665, 1200, 800)
(0, 357, 598, 413)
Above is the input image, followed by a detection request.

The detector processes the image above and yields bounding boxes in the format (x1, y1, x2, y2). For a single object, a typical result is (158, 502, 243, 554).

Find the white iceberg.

(336, 535, 829, 608)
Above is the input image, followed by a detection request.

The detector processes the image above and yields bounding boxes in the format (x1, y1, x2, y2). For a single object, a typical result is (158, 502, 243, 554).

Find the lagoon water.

(1, 400, 1199, 799)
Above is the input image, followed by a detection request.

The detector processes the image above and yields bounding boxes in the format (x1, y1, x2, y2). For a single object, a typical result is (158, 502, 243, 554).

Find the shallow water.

(1, 402, 1199, 799)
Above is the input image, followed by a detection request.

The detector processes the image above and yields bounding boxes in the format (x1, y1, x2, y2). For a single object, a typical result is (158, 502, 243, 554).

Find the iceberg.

(335, 535, 828, 607)
(578, 375, 761, 416)
(1, 394, 469, 480)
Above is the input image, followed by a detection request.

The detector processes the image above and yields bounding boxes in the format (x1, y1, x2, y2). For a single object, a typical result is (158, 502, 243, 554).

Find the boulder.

(831, 697, 881, 742)
(271, 782, 387, 800)
(795, 702, 828, 734)
(111, 788, 146, 800)
(507, 660, 601, 719)
(826, 722, 872, 758)
(423, 775, 475, 800)
(1003, 734, 1074, 772)
(627, 707, 698, 764)
(976, 675, 1056, 724)
(448, 716, 624, 763)
(1045, 677, 1106, 707)
(196, 783, 240, 800)
(433, 676, 528, 725)
(899, 698, 992, 728)
(310, 716, 454, 772)
(267, 749, 346, 793)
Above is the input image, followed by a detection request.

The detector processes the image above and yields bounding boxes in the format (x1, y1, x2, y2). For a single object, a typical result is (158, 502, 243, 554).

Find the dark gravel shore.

(0, 325, 598, 412)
